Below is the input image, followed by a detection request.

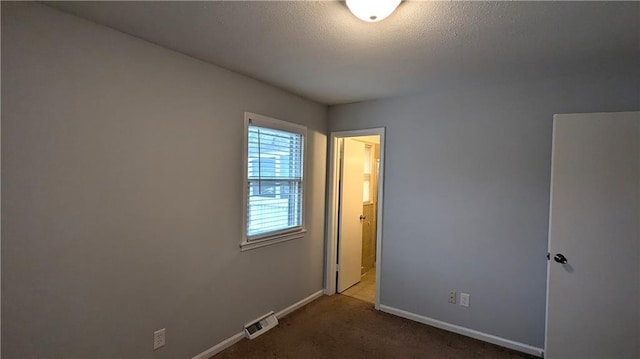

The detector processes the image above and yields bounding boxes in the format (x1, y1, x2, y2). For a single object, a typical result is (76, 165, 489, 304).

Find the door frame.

(324, 127, 386, 310)
(543, 116, 558, 356)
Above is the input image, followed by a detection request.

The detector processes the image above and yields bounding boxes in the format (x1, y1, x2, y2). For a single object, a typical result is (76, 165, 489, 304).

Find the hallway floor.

(341, 269, 376, 303)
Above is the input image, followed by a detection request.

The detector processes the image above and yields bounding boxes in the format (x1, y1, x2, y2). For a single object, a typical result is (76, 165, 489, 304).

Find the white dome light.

(346, 0, 401, 23)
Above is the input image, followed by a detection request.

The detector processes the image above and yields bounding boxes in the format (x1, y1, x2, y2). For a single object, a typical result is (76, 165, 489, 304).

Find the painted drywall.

(46, 1, 640, 105)
(1, 3, 327, 358)
(329, 69, 640, 348)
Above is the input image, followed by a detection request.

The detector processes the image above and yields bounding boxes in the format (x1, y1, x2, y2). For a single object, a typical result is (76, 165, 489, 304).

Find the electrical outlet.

(460, 293, 470, 307)
(153, 328, 166, 350)
(448, 291, 457, 304)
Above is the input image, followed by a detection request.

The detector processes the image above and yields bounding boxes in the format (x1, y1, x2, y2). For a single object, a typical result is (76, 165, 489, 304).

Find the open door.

(545, 112, 639, 358)
(337, 138, 365, 293)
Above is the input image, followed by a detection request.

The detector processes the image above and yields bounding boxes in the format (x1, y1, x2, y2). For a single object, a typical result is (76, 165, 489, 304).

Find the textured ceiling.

(46, 1, 639, 105)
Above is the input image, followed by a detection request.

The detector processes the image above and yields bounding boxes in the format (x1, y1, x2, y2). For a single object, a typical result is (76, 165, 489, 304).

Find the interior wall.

(1, 3, 327, 358)
(328, 69, 640, 348)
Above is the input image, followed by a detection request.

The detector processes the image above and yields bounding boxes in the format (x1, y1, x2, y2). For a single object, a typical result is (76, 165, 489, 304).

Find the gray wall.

(1, 3, 327, 358)
(329, 70, 640, 348)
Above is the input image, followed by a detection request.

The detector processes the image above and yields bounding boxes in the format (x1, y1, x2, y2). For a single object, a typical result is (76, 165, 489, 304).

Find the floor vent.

(244, 311, 278, 340)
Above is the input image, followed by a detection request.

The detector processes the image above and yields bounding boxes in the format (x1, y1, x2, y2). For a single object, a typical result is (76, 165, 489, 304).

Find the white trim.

(241, 112, 307, 251)
(191, 332, 245, 359)
(323, 136, 341, 296)
(245, 112, 308, 134)
(276, 289, 324, 318)
(374, 130, 385, 310)
(240, 229, 306, 252)
(544, 116, 559, 354)
(324, 128, 386, 311)
(379, 305, 544, 358)
(191, 290, 324, 359)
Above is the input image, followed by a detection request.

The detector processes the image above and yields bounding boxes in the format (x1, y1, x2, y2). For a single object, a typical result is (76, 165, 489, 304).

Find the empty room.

(2, 1, 639, 359)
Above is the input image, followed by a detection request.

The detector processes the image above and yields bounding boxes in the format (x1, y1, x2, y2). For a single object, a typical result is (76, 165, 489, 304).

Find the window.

(241, 112, 306, 250)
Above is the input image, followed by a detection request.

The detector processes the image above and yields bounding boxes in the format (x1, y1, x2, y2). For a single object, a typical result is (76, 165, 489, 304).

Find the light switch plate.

(460, 293, 470, 307)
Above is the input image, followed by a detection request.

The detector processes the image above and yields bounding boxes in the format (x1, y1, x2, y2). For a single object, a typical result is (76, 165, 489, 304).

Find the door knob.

(553, 253, 568, 264)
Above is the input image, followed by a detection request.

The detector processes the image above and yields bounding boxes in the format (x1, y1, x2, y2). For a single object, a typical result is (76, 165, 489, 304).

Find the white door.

(337, 138, 365, 292)
(545, 112, 639, 359)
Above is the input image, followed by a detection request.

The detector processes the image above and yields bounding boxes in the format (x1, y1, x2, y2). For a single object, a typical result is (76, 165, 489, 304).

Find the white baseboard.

(379, 305, 544, 358)
(191, 290, 324, 359)
(191, 332, 245, 359)
(276, 290, 324, 319)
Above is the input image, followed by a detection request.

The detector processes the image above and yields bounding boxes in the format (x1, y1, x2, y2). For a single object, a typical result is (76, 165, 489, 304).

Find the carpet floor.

(213, 294, 536, 359)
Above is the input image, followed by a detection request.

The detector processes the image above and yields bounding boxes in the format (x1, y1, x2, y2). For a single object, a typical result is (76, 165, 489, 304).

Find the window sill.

(240, 229, 307, 251)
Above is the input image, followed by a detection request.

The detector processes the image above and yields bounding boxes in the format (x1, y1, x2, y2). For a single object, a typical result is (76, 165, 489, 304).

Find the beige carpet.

(213, 294, 536, 359)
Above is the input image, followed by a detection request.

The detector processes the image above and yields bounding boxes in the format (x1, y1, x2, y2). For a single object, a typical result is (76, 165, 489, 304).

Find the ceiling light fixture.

(346, 0, 401, 23)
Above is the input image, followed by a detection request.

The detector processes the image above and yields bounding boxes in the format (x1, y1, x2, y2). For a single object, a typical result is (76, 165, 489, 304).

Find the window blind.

(247, 123, 304, 239)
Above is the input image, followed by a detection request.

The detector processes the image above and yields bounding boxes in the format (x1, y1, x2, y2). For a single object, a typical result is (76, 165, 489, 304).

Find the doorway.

(324, 128, 385, 309)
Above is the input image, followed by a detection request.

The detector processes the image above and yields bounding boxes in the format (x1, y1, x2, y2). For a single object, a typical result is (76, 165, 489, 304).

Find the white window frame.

(241, 112, 307, 251)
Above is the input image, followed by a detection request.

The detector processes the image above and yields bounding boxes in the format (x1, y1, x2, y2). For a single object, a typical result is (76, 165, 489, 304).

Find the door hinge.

(546, 253, 550, 260)
(336, 264, 340, 272)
